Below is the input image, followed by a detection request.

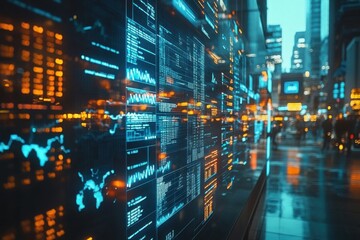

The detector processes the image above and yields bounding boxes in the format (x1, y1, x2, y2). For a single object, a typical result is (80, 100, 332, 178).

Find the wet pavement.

(255, 137, 360, 240)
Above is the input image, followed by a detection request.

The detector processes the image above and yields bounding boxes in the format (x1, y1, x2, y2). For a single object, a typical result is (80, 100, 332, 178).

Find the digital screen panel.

(0, 0, 257, 239)
(202, 59, 220, 222)
(126, 0, 158, 239)
(219, 72, 235, 190)
(156, 5, 206, 232)
(284, 80, 300, 94)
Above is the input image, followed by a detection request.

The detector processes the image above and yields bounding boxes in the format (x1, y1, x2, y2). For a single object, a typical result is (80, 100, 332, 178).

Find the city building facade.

(290, 31, 306, 73)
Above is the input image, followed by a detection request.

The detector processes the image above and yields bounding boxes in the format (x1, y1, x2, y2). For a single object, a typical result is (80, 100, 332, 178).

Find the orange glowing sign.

(350, 100, 360, 110)
(287, 102, 302, 111)
(350, 88, 360, 99)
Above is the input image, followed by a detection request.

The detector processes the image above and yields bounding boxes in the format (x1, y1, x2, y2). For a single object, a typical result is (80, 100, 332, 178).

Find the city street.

(256, 137, 360, 239)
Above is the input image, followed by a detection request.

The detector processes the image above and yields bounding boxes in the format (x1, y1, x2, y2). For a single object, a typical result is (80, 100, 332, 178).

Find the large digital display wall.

(0, 0, 255, 239)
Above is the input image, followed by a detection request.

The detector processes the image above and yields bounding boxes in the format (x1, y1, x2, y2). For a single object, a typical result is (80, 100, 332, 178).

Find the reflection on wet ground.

(256, 137, 360, 240)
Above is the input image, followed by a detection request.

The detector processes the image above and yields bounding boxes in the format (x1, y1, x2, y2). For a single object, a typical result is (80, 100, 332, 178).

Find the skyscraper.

(328, 0, 360, 110)
(319, 0, 329, 77)
(266, 24, 282, 78)
(291, 31, 306, 73)
(266, 24, 282, 107)
(306, 0, 322, 78)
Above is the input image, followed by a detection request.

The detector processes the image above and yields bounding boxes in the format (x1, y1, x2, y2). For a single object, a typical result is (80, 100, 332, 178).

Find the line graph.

(157, 161, 171, 174)
(127, 92, 156, 105)
(157, 202, 184, 226)
(127, 164, 155, 188)
(126, 67, 156, 85)
(1, 134, 70, 167)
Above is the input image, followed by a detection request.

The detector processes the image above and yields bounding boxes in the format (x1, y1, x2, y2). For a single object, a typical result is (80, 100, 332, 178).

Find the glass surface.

(0, 0, 264, 239)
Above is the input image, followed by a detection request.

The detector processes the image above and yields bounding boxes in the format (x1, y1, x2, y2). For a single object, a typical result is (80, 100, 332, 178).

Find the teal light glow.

(173, 0, 197, 25)
(81, 55, 119, 70)
(84, 69, 115, 80)
(76, 169, 114, 212)
(157, 202, 184, 226)
(206, 2, 216, 14)
(91, 42, 119, 54)
(127, 165, 155, 188)
(22, 135, 69, 166)
(266, 100, 271, 160)
(1, 134, 70, 167)
(0, 134, 25, 152)
(205, 15, 215, 30)
(157, 161, 171, 174)
(109, 124, 120, 135)
(126, 67, 156, 85)
(8, 0, 62, 22)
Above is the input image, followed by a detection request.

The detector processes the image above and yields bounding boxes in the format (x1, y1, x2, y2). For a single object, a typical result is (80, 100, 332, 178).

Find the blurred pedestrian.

(271, 123, 281, 150)
(294, 117, 303, 144)
(321, 116, 333, 151)
(334, 114, 347, 147)
(346, 115, 357, 156)
(312, 117, 321, 142)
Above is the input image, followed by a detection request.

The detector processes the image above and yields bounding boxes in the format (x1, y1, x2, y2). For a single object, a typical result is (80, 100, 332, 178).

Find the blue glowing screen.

(284, 81, 300, 94)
